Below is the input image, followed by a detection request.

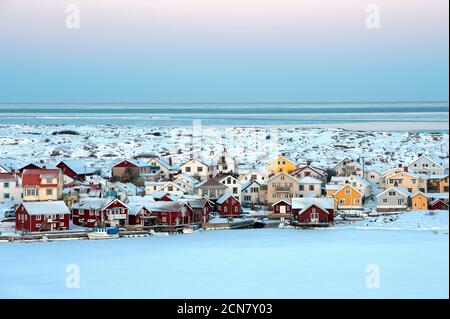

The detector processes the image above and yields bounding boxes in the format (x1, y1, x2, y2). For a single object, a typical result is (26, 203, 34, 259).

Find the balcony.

(275, 186, 291, 192)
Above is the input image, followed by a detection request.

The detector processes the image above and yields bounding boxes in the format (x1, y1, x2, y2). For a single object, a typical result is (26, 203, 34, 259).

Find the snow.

(21, 201, 70, 215)
(298, 176, 322, 184)
(0, 211, 448, 298)
(0, 125, 448, 177)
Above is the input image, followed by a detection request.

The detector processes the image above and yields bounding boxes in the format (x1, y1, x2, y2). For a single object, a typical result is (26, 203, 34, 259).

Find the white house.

(146, 157, 179, 179)
(376, 187, 411, 212)
(0, 173, 22, 203)
(407, 155, 446, 176)
(297, 176, 323, 198)
(179, 158, 210, 182)
(238, 169, 268, 185)
(145, 181, 187, 196)
(174, 173, 200, 194)
(213, 174, 241, 201)
(366, 169, 382, 184)
(241, 180, 262, 206)
(213, 150, 236, 174)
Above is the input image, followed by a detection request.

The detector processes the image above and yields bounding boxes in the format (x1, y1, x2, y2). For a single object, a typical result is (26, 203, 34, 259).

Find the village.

(0, 150, 448, 241)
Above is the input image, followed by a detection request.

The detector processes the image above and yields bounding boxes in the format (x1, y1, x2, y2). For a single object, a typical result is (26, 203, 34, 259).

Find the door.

(279, 205, 286, 214)
(310, 212, 319, 223)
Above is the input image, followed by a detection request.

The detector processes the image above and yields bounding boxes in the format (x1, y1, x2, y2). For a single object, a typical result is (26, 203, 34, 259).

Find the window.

(36, 215, 41, 220)
(3, 193, 10, 199)
(382, 199, 388, 203)
(388, 191, 396, 196)
(3, 182, 9, 188)
(345, 189, 351, 194)
(46, 178, 53, 184)
(354, 198, 360, 204)
(197, 167, 203, 172)
(46, 188, 53, 195)
(280, 175, 285, 180)
(185, 167, 191, 172)
(168, 186, 173, 191)
(339, 199, 345, 204)
(233, 187, 238, 194)
(309, 185, 314, 191)
(223, 206, 227, 213)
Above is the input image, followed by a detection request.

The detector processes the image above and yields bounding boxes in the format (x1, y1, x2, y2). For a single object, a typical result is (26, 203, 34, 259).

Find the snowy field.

(1, 211, 448, 299)
(0, 124, 448, 173)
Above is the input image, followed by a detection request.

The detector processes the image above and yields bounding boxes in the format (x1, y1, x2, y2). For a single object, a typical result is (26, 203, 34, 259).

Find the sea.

(0, 101, 448, 129)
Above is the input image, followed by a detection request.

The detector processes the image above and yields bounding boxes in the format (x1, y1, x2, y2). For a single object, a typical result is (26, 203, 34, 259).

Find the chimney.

(418, 153, 422, 157)
(169, 157, 173, 167)
(404, 166, 408, 172)
(281, 152, 285, 157)
(306, 160, 312, 166)
(398, 163, 402, 168)
(40, 160, 44, 164)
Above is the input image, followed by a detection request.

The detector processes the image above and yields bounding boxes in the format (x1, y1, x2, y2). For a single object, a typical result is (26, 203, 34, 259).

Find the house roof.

(298, 202, 331, 215)
(113, 159, 150, 168)
(179, 158, 210, 168)
(331, 176, 347, 183)
(0, 159, 13, 171)
(115, 182, 144, 194)
(196, 178, 228, 189)
(145, 201, 189, 213)
(408, 155, 444, 169)
(291, 197, 334, 210)
(429, 198, 449, 206)
(298, 176, 322, 184)
(57, 160, 96, 175)
(150, 157, 179, 170)
(377, 187, 411, 198)
(21, 201, 70, 215)
(177, 173, 200, 185)
(336, 184, 363, 195)
(272, 198, 292, 207)
(22, 169, 60, 186)
(72, 197, 114, 210)
(0, 173, 16, 181)
(186, 198, 214, 209)
(426, 193, 449, 200)
(325, 184, 341, 190)
(216, 193, 240, 205)
(241, 180, 260, 191)
(126, 195, 155, 203)
(293, 165, 326, 177)
(411, 191, 429, 198)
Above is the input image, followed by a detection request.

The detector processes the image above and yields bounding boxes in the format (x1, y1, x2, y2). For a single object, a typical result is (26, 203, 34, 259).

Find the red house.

(216, 193, 241, 217)
(111, 159, 150, 180)
(292, 198, 335, 224)
(188, 198, 214, 223)
(429, 199, 449, 210)
(272, 199, 292, 215)
(56, 160, 96, 181)
(71, 198, 128, 228)
(15, 201, 71, 232)
(146, 201, 193, 226)
(128, 204, 158, 226)
(297, 203, 332, 225)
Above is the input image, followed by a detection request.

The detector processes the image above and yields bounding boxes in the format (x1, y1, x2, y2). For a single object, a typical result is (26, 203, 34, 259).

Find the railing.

(275, 186, 291, 192)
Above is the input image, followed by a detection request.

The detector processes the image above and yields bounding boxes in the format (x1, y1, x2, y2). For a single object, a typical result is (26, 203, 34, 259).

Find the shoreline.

(0, 121, 448, 132)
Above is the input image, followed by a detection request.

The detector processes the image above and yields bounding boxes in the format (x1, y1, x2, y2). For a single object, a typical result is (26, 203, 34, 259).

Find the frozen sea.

(0, 102, 448, 130)
(1, 212, 448, 298)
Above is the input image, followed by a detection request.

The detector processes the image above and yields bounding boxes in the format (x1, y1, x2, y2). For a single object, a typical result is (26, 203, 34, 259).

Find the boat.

(149, 229, 169, 236)
(182, 225, 196, 234)
(87, 227, 119, 240)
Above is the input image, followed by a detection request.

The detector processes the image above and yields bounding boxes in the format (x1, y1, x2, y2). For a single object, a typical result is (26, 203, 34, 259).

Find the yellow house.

(411, 191, 429, 211)
(384, 171, 427, 193)
(332, 184, 363, 209)
(439, 176, 449, 193)
(267, 155, 297, 176)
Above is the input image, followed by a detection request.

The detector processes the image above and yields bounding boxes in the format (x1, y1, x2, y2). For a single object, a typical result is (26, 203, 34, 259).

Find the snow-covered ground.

(0, 124, 448, 173)
(0, 210, 448, 298)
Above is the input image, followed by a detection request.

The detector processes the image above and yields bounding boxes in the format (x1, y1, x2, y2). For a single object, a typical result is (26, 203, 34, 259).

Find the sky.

(0, 0, 448, 103)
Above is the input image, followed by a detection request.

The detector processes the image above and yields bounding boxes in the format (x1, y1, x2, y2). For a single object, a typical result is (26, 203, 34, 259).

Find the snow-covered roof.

(150, 157, 179, 170)
(178, 173, 200, 185)
(216, 193, 239, 205)
(298, 202, 331, 215)
(408, 154, 444, 168)
(126, 195, 155, 203)
(22, 201, 70, 215)
(291, 197, 334, 210)
(298, 176, 322, 184)
(241, 180, 260, 191)
(377, 187, 411, 198)
(115, 182, 144, 194)
(427, 174, 449, 180)
(272, 198, 291, 207)
(58, 160, 97, 175)
(145, 201, 188, 213)
(426, 193, 449, 200)
(325, 184, 341, 190)
(330, 176, 347, 183)
(72, 197, 114, 210)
